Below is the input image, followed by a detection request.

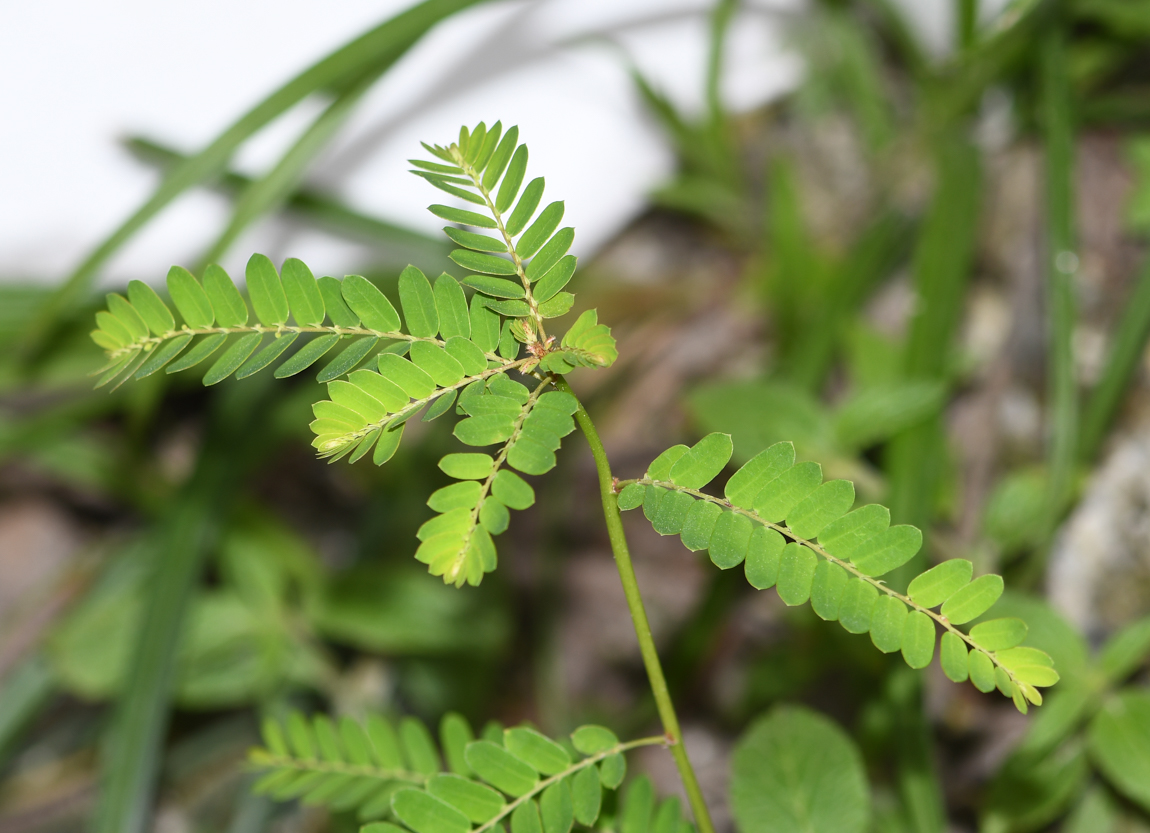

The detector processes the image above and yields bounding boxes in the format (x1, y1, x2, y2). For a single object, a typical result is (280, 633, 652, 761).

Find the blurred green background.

(2, 0, 1150, 831)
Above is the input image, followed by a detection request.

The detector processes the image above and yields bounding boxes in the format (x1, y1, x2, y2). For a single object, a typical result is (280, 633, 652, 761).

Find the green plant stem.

(556, 377, 716, 833)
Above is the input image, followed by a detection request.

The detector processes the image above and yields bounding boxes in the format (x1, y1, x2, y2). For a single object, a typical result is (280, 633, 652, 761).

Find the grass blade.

(22, 0, 489, 354)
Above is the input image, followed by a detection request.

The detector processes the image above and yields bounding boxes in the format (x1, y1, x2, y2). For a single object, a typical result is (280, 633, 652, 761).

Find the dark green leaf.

(166, 333, 226, 373)
(482, 126, 518, 191)
(504, 728, 570, 775)
(281, 258, 325, 326)
(317, 337, 378, 382)
(451, 249, 517, 276)
(236, 332, 298, 379)
(444, 226, 505, 253)
(391, 788, 470, 833)
(470, 295, 499, 352)
(434, 274, 470, 339)
(399, 265, 439, 337)
(430, 204, 497, 229)
(708, 510, 754, 569)
(464, 275, 525, 299)
(506, 177, 544, 237)
(525, 228, 574, 282)
(516, 201, 564, 259)
(730, 705, 870, 833)
(246, 254, 289, 326)
(274, 333, 339, 378)
(533, 255, 576, 301)
(496, 145, 528, 214)
(679, 500, 722, 551)
(166, 265, 214, 328)
(465, 740, 539, 797)
(134, 334, 192, 379)
(342, 274, 400, 332)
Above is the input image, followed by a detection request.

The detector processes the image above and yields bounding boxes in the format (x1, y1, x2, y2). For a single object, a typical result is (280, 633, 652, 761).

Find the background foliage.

(2, 1, 1150, 832)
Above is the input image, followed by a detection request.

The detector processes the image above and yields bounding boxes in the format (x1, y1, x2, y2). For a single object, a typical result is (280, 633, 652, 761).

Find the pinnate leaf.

(669, 432, 732, 489)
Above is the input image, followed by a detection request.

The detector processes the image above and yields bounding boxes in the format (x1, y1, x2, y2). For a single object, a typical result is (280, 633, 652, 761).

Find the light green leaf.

(134, 333, 192, 379)
(651, 490, 692, 535)
(940, 574, 1004, 625)
(745, 526, 784, 590)
(901, 611, 935, 669)
(465, 740, 539, 797)
(166, 265, 214, 328)
(754, 461, 821, 523)
(571, 766, 601, 826)
(540, 780, 574, 833)
(505, 728, 570, 776)
(777, 543, 817, 606)
(496, 145, 529, 214)
(725, 442, 795, 509)
(203, 333, 262, 385)
(316, 276, 358, 327)
(373, 423, 404, 465)
(430, 204, 497, 229)
(350, 369, 408, 412)
(464, 275, 525, 298)
(378, 354, 435, 399)
(940, 632, 969, 682)
(433, 273, 470, 339)
(869, 596, 906, 653)
(848, 525, 922, 577)
(482, 126, 518, 192)
(1098, 615, 1150, 682)
(342, 274, 400, 332)
(709, 510, 753, 569)
(492, 470, 534, 510)
(391, 788, 470, 833)
(427, 774, 504, 823)
(236, 332, 298, 379)
(811, 560, 848, 621)
(598, 753, 625, 789)
(106, 293, 148, 341)
(511, 801, 543, 833)
(669, 432, 733, 489)
(455, 415, 516, 446)
(517, 201, 564, 259)
(969, 648, 996, 693)
(837, 579, 877, 634)
(533, 255, 576, 301)
(451, 249, 517, 276)
(428, 481, 483, 512)
(730, 705, 870, 833)
(410, 342, 465, 386)
(365, 714, 403, 769)
(166, 333, 226, 372)
(470, 295, 500, 352)
(787, 479, 855, 539)
(127, 280, 174, 335)
(274, 333, 339, 378)
(246, 254, 289, 326)
(647, 445, 688, 480)
(525, 228, 574, 282)
(907, 559, 973, 609)
(559, 309, 617, 367)
(317, 337, 378, 382)
(440, 453, 494, 480)
(620, 777, 653, 833)
(398, 265, 439, 337)
(443, 226, 505, 253)
(969, 618, 1028, 651)
(817, 504, 889, 559)
(281, 257, 325, 326)
(570, 725, 618, 755)
(680, 499, 722, 551)
(440, 713, 475, 777)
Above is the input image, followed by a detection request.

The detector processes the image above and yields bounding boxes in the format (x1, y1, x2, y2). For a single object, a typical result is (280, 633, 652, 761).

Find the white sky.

(0, 0, 994, 288)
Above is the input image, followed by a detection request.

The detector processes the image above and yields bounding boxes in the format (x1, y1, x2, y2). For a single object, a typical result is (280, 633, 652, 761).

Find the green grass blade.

(1080, 258, 1150, 459)
(200, 72, 378, 265)
(22, 0, 488, 354)
(1040, 28, 1078, 523)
